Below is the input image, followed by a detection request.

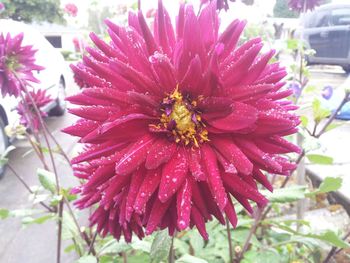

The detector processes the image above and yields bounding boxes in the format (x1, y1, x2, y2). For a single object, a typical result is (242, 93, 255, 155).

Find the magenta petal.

(188, 148, 206, 181)
(201, 145, 227, 211)
(206, 102, 258, 131)
(134, 168, 162, 214)
(222, 173, 268, 206)
(158, 148, 188, 203)
(191, 205, 209, 240)
(125, 168, 144, 221)
(145, 198, 172, 235)
(235, 139, 282, 173)
(224, 197, 237, 228)
(115, 135, 154, 175)
(191, 179, 211, 220)
(210, 136, 253, 175)
(176, 179, 192, 230)
(145, 139, 176, 170)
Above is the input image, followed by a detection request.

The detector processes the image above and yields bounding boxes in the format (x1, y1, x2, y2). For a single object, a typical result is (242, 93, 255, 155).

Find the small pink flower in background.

(64, 1, 300, 242)
(288, 0, 321, 12)
(0, 2, 5, 13)
(17, 89, 52, 131)
(72, 37, 86, 53)
(201, 0, 235, 11)
(64, 3, 78, 17)
(0, 32, 44, 97)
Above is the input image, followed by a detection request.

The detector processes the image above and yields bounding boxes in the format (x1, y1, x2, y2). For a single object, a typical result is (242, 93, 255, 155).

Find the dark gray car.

(303, 4, 350, 73)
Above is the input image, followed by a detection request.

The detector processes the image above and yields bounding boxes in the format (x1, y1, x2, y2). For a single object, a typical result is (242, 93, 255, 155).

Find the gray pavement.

(0, 73, 80, 263)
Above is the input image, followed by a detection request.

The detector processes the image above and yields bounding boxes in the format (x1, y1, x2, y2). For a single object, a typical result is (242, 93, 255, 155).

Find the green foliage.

(264, 185, 307, 203)
(37, 168, 57, 194)
(0, 0, 64, 24)
(150, 230, 173, 263)
(312, 99, 331, 123)
(273, 0, 298, 18)
(306, 154, 333, 165)
(307, 177, 342, 196)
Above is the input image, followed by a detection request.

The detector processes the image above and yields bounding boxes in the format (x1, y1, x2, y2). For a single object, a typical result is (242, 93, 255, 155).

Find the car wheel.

(0, 118, 9, 179)
(342, 66, 350, 74)
(50, 79, 66, 116)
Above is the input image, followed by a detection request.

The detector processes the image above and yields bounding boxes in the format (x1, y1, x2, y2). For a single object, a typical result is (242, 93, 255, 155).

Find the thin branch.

(88, 231, 98, 255)
(168, 235, 175, 263)
(323, 229, 350, 263)
(7, 163, 54, 212)
(226, 215, 234, 263)
(315, 92, 350, 138)
(56, 201, 64, 263)
(236, 208, 263, 262)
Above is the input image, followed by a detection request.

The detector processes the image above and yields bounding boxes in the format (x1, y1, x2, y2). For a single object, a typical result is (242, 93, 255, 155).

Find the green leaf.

(307, 231, 349, 249)
(307, 154, 333, 165)
(242, 249, 280, 263)
(300, 115, 309, 127)
(99, 239, 130, 255)
(318, 177, 342, 193)
(22, 214, 54, 225)
(271, 222, 349, 249)
(307, 177, 342, 196)
(150, 230, 172, 263)
(75, 255, 97, 263)
(312, 99, 331, 123)
(64, 244, 76, 253)
(0, 208, 9, 219)
(0, 145, 16, 166)
(263, 185, 306, 203)
(286, 39, 299, 50)
(37, 168, 56, 194)
(176, 254, 208, 263)
(189, 231, 205, 254)
(130, 240, 151, 253)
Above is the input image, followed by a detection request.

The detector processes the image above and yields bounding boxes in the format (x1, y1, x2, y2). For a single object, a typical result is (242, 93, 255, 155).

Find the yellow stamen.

(157, 87, 208, 147)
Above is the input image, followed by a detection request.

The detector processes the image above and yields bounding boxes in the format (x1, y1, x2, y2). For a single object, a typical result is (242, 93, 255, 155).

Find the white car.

(0, 19, 68, 177)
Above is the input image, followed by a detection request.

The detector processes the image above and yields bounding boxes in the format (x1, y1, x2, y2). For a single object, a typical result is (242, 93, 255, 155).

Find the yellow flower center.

(152, 87, 209, 147)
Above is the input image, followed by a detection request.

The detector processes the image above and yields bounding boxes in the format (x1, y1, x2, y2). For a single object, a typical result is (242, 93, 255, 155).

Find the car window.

(331, 8, 350, 26)
(308, 10, 330, 28)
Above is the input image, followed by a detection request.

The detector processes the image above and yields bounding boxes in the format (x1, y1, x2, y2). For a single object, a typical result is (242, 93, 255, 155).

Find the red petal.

(158, 148, 188, 202)
(125, 168, 144, 221)
(191, 179, 211, 220)
(134, 168, 162, 214)
(202, 145, 227, 211)
(206, 102, 257, 131)
(176, 179, 192, 230)
(210, 136, 253, 175)
(235, 139, 282, 173)
(115, 135, 154, 175)
(191, 205, 209, 240)
(224, 197, 237, 228)
(145, 139, 176, 170)
(222, 173, 268, 206)
(145, 198, 172, 235)
(188, 148, 206, 181)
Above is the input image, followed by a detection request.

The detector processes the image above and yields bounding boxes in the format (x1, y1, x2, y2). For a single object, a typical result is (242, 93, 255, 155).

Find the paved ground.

(306, 65, 350, 202)
(0, 72, 80, 263)
(0, 64, 348, 263)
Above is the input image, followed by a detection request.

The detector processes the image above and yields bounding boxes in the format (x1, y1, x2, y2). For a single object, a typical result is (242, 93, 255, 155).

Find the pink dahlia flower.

(64, 3, 78, 17)
(0, 33, 44, 97)
(17, 89, 52, 131)
(64, 1, 300, 242)
(288, 0, 320, 12)
(0, 2, 5, 13)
